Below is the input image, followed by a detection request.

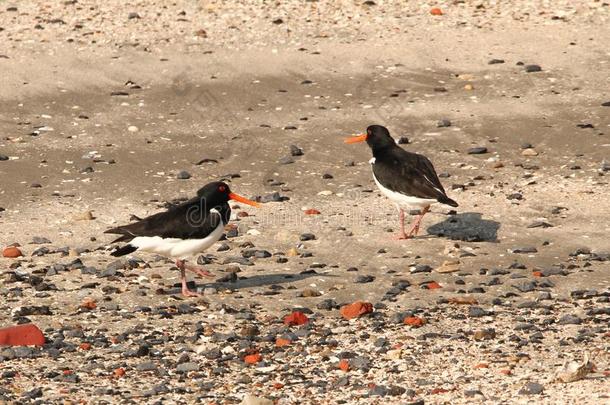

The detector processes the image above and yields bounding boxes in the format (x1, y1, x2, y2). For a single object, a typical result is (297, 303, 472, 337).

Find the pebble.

(558, 314, 582, 325)
(512, 246, 537, 254)
(437, 119, 451, 128)
(300, 233, 316, 241)
(521, 148, 538, 156)
(176, 362, 199, 372)
(290, 145, 304, 156)
(468, 147, 488, 154)
(355, 275, 375, 283)
(524, 64, 542, 73)
(488, 58, 505, 64)
(176, 170, 191, 179)
(519, 382, 544, 395)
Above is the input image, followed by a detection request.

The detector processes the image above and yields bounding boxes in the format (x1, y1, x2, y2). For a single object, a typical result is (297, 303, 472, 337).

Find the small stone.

(558, 314, 582, 325)
(435, 260, 460, 273)
(239, 325, 260, 337)
(127, 125, 139, 132)
(290, 145, 304, 156)
(128, 12, 141, 19)
(410, 264, 432, 274)
(279, 156, 294, 165)
(524, 65, 542, 73)
(241, 394, 273, 405)
(437, 119, 451, 128)
(176, 170, 191, 180)
(397, 136, 409, 144)
(301, 288, 321, 297)
(0, 154, 8, 161)
(521, 148, 538, 156)
(136, 362, 157, 372)
(317, 299, 338, 310)
(468, 147, 488, 154)
(74, 210, 94, 221)
(468, 306, 488, 318)
(355, 275, 375, 283)
(473, 329, 496, 340)
(488, 59, 505, 65)
(519, 382, 544, 395)
(527, 221, 553, 228)
(176, 362, 199, 373)
(512, 246, 538, 254)
(300, 233, 316, 241)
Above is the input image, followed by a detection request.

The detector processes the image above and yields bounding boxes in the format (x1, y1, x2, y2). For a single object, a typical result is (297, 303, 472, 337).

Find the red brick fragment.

(0, 323, 45, 346)
(340, 301, 373, 320)
(2, 246, 22, 258)
(404, 316, 426, 327)
(283, 311, 309, 326)
(244, 353, 262, 364)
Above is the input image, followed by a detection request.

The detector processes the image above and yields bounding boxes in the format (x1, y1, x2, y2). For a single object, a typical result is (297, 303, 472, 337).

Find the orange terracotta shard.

(340, 301, 373, 320)
(2, 246, 23, 258)
(244, 353, 262, 364)
(0, 324, 45, 346)
(338, 359, 350, 372)
(283, 311, 309, 326)
(404, 316, 426, 327)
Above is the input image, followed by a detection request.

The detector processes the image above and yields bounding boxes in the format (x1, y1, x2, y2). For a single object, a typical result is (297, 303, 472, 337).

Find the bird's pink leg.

(184, 262, 214, 278)
(176, 259, 201, 297)
(406, 206, 430, 237)
(393, 208, 409, 240)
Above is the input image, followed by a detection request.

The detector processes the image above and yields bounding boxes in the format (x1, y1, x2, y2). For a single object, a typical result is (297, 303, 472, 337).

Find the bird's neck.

(371, 143, 395, 157)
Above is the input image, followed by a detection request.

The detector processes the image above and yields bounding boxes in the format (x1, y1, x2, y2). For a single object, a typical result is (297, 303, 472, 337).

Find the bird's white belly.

(372, 171, 437, 210)
(131, 220, 224, 260)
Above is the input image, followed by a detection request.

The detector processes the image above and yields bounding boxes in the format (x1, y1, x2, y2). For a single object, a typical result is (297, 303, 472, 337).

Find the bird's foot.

(181, 287, 201, 297)
(393, 233, 411, 240)
(184, 264, 214, 278)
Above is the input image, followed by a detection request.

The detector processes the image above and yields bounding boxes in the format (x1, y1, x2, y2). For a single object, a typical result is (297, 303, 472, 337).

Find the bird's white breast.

(370, 165, 437, 210)
(130, 209, 224, 259)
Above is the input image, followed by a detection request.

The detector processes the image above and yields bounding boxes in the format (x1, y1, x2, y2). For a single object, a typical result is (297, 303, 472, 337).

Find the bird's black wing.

(105, 197, 231, 242)
(373, 146, 458, 207)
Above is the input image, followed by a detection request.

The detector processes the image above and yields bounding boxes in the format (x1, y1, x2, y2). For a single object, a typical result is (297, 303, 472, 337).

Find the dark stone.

(300, 233, 316, 241)
(524, 65, 542, 73)
(290, 145, 304, 156)
(519, 382, 544, 395)
(467, 147, 488, 154)
(355, 275, 375, 283)
(512, 246, 538, 254)
(176, 170, 191, 179)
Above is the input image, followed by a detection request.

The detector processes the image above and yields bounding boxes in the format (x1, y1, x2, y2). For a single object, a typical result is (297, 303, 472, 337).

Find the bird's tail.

(110, 244, 137, 257)
(439, 196, 459, 207)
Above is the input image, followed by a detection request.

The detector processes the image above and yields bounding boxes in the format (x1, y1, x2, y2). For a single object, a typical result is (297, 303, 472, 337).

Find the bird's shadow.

(172, 271, 329, 295)
(427, 212, 500, 242)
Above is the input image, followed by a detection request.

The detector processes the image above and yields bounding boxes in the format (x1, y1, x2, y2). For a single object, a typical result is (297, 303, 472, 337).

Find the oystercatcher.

(345, 125, 458, 239)
(105, 181, 259, 296)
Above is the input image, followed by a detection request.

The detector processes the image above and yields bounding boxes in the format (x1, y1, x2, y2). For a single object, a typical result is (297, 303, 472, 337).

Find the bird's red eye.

(218, 185, 226, 192)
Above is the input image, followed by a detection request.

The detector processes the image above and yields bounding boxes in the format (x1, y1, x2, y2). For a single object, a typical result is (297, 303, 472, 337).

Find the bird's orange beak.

(229, 192, 260, 207)
(344, 134, 368, 144)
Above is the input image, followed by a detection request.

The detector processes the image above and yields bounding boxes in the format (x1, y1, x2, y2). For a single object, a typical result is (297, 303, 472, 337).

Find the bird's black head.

(345, 124, 395, 152)
(196, 181, 259, 207)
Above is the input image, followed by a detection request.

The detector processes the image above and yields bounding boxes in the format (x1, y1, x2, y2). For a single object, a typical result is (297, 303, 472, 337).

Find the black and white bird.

(105, 181, 259, 296)
(345, 125, 458, 239)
